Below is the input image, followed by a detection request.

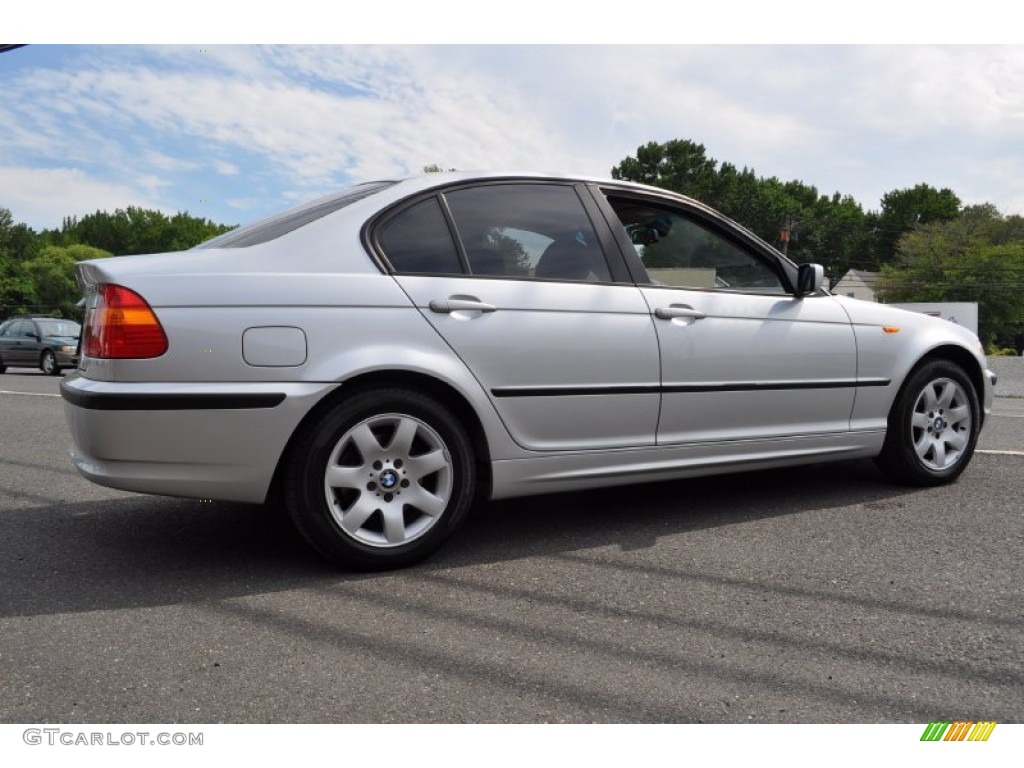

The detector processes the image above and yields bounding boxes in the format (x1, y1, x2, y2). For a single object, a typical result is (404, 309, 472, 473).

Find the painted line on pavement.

(0, 389, 61, 397)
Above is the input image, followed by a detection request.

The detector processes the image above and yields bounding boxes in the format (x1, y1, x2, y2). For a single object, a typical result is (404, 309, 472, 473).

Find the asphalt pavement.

(1, 362, 1021, 723)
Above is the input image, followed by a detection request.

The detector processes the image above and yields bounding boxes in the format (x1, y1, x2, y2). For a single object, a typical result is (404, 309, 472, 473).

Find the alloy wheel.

(322, 413, 453, 548)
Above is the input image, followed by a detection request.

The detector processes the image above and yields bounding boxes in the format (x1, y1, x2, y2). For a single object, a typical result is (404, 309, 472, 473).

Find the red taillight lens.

(82, 284, 168, 359)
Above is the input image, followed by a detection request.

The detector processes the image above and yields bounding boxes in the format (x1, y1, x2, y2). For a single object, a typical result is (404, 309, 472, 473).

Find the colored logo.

(920, 721, 997, 742)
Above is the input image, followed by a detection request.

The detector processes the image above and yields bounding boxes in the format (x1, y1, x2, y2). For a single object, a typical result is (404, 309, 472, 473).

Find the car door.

(3, 320, 34, 365)
(373, 182, 661, 452)
(597, 189, 859, 445)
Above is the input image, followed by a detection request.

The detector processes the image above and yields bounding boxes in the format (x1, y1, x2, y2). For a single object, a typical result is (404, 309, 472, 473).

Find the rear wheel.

(285, 388, 476, 570)
(875, 359, 980, 486)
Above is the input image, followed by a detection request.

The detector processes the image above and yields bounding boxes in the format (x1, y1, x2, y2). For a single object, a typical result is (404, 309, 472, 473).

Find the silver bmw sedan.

(61, 172, 997, 570)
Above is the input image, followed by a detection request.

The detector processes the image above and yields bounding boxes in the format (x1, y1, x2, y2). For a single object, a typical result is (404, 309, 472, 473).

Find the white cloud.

(3, 43, 1024, 228)
(0, 166, 166, 230)
(143, 151, 199, 172)
(214, 160, 240, 176)
(846, 46, 1024, 136)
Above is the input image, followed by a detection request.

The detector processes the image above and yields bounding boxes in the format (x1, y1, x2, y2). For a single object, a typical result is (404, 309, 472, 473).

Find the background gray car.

(0, 316, 80, 375)
(61, 172, 995, 570)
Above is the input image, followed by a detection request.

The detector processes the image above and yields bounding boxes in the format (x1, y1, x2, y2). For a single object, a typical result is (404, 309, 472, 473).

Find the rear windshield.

(195, 181, 397, 249)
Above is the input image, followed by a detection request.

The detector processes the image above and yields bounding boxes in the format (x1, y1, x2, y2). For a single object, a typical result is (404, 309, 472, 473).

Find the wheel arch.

(904, 344, 986, 427)
(267, 369, 493, 504)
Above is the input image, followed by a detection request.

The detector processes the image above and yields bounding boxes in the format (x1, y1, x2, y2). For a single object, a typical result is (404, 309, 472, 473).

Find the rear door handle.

(429, 298, 497, 314)
(654, 305, 706, 320)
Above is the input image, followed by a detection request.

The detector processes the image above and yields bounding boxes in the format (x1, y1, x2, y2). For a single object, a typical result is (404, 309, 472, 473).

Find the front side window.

(607, 197, 785, 294)
(445, 184, 611, 282)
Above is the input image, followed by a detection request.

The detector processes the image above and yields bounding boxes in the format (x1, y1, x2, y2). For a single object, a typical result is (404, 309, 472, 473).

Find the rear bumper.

(61, 373, 337, 503)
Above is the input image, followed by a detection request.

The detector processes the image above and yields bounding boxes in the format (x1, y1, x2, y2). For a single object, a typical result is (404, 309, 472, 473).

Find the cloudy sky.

(3, 40, 1023, 232)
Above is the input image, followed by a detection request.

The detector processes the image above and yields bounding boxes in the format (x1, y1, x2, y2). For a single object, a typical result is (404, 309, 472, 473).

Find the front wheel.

(875, 360, 980, 486)
(41, 349, 60, 376)
(285, 388, 476, 570)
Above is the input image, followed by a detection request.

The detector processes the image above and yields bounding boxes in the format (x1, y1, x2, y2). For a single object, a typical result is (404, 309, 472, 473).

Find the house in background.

(832, 269, 880, 301)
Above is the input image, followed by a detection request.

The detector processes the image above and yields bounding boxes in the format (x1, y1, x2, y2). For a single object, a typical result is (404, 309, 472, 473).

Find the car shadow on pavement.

(1, 458, 918, 619)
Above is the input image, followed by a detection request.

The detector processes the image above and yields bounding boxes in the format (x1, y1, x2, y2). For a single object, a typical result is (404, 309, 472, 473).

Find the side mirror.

(796, 263, 824, 296)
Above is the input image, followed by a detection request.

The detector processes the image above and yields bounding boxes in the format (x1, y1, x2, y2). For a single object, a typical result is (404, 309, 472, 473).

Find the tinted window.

(196, 181, 396, 249)
(445, 184, 611, 282)
(608, 197, 784, 293)
(377, 197, 463, 275)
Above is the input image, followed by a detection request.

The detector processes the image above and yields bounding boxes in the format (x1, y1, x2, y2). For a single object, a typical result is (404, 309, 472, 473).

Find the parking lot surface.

(1, 360, 1022, 722)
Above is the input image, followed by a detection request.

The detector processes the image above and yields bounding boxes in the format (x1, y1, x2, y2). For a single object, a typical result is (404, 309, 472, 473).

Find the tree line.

(612, 139, 1023, 350)
(0, 207, 234, 320)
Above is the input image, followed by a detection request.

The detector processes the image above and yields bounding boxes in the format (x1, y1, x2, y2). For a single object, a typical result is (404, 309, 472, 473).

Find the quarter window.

(445, 184, 611, 282)
(607, 197, 784, 293)
(377, 197, 463, 275)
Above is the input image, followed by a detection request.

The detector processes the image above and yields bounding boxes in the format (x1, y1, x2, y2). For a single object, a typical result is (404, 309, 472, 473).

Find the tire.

(41, 349, 60, 376)
(875, 359, 980, 486)
(0, 356, 6, 373)
(285, 388, 476, 571)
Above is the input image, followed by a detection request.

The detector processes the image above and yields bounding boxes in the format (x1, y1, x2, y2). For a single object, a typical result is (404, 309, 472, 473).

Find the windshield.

(195, 181, 397, 249)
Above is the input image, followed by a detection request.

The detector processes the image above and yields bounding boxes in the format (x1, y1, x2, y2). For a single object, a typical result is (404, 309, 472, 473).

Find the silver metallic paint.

(62, 172, 995, 507)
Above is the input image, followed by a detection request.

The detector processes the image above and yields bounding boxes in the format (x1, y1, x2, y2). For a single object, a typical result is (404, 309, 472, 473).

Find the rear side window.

(445, 184, 611, 282)
(377, 197, 464, 275)
(6, 320, 30, 337)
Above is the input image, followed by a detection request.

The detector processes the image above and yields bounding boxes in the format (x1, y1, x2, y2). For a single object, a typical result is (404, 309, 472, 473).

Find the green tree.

(612, 139, 721, 204)
(610, 140, 987, 284)
(874, 183, 961, 264)
(54, 207, 234, 255)
(612, 140, 875, 276)
(1, 208, 41, 313)
(22, 244, 111, 317)
(800, 192, 874, 285)
(878, 206, 1024, 347)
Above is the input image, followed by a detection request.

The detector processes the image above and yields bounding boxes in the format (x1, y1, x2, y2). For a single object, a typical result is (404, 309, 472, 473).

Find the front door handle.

(654, 305, 706, 321)
(429, 298, 497, 314)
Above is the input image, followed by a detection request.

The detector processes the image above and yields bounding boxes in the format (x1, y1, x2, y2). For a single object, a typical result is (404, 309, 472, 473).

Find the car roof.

(2, 317, 80, 323)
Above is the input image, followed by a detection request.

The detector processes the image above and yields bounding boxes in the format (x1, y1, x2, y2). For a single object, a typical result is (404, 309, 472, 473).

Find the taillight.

(82, 284, 168, 359)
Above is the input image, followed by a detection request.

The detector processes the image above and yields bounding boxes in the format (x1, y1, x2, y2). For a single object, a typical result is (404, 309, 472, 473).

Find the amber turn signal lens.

(82, 284, 168, 359)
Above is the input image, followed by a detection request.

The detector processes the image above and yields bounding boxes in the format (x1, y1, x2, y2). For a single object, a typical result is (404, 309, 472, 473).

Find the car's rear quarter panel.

(65, 204, 526, 501)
